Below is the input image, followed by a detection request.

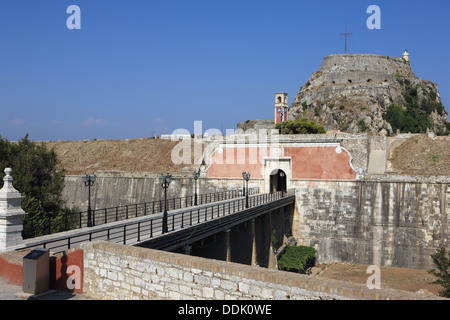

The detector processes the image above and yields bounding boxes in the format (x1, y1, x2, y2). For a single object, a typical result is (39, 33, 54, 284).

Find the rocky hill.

(288, 54, 448, 135)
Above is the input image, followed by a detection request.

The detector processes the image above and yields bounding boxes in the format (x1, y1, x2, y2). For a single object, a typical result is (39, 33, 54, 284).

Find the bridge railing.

(34, 189, 295, 253)
(25, 187, 260, 238)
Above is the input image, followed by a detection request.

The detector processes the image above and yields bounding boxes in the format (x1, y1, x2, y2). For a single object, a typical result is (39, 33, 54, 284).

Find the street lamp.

(192, 171, 200, 206)
(242, 172, 250, 208)
(159, 173, 172, 233)
(82, 173, 96, 227)
(242, 172, 246, 196)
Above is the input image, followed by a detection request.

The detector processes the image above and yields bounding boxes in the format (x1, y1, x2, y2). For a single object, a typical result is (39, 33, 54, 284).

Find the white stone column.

(0, 168, 28, 251)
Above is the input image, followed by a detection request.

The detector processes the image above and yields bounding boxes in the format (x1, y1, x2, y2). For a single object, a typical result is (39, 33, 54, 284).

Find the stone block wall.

(81, 241, 440, 300)
(62, 176, 256, 210)
(292, 178, 450, 269)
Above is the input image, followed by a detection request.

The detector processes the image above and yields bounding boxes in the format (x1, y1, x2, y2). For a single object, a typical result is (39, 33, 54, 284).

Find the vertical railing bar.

(138, 222, 141, 242)
(150, 220, 153, 238)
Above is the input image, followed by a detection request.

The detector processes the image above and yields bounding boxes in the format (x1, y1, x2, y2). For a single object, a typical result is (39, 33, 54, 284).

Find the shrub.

(359, 119, 367, 132)
(428, 246, 450, 298)
(277, 244, 317, 273)
(314, 108, 320, 117)
(275, 118, 326, 134)
(302, 101, 308, 111)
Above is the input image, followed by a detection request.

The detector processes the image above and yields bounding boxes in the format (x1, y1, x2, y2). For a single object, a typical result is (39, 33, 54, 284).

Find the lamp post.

(242, 172, 246, 197)
(82, 173, 96, 227)
(192, 171, 200, 206)
(242, 172, 250, 208)
(159, 173, 172, 233)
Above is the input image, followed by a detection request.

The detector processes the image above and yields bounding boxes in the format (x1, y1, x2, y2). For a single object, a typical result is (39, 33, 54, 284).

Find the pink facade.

(205, 145, 356, 180)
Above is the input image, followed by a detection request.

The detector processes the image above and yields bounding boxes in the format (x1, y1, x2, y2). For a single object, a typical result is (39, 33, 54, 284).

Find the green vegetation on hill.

(385, 75, 448, 134)
(275, 118, 326, 134)
(428, 246, 450, 298)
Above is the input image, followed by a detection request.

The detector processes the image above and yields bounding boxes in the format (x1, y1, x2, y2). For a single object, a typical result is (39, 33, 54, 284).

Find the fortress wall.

(325, 72, 395, 86)
(319, 54, 415, 77)
(292, 178, 450, 269)
(61, 176, 259, 210)
(81, 241, 439, 300)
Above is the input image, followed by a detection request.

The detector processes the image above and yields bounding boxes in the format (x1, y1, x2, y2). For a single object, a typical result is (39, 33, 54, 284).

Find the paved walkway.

(0, 277, 21, 300)
(0, 276, 88, 300)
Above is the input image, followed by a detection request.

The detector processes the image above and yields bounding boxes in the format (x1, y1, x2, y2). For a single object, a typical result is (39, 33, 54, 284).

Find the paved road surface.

(0, 277, 21, 300)
(0, 276, 86, 300)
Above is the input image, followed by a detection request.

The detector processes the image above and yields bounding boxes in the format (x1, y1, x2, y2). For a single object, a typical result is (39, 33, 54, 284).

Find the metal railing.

(32, 189, 294, 253)
(25, 187, 260, 238)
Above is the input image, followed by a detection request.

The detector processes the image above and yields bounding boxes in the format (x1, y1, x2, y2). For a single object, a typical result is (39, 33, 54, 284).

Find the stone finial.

(0, 168, 27, 251)
(1, 168, 19, 194)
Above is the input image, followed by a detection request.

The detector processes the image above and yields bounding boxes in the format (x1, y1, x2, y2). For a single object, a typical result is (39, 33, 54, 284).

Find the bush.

(275, 118, 326, 134)
(428, 246, 450, 298)
(277, 244, 317, 273)
(359, 119, 367, 132)
(302, 101, 308, 111)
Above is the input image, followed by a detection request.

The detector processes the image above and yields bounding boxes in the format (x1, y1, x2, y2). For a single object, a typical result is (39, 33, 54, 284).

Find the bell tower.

(402, 49, 409, 62)
(274, 92, 288, 124)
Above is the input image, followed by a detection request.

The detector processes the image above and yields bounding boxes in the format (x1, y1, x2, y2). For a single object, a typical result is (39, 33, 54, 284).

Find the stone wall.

(292, 178, 450, 269)
(81, 241, 440, 300)
(62, 176, 257, 210)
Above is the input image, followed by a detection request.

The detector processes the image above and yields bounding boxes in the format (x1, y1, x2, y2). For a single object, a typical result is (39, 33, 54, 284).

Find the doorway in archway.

(269, 169, 287, 194)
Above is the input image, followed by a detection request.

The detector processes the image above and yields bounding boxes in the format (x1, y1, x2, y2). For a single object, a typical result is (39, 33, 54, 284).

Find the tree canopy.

(0, 134, 70, 238)
(275, 118, 326, 134)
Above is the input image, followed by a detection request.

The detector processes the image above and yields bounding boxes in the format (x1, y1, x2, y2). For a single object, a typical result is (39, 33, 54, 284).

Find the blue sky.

(1, 0, 449, 141)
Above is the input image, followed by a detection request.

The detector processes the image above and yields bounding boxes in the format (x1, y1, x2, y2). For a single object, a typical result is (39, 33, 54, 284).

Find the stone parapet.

(81, 241, 444, 300)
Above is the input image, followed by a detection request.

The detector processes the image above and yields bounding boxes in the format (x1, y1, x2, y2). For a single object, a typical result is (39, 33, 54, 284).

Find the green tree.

(428, 246, 450, 298)
(0, 134, 75, 238)
(384, 104, 405, 133)
(275, 118, 326, 134)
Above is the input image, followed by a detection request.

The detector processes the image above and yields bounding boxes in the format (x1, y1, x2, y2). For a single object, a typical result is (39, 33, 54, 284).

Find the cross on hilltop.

(339, 27, 352, 54)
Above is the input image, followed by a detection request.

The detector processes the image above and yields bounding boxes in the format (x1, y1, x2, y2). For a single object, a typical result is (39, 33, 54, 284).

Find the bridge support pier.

(190, 230, 230, 261)
(229, 223, 253, 265)
(225, 229, 231, 262)
(252, 214, 276, 268)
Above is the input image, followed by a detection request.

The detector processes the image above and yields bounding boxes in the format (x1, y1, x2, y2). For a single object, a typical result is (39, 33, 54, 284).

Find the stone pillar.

(0, 168, 28, 251)
(225, 229, 231, 262)
(251, 219, 257, 266)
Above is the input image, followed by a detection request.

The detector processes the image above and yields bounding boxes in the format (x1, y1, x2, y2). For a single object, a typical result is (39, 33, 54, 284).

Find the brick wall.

(81, 241, 440, 300)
